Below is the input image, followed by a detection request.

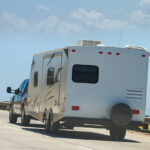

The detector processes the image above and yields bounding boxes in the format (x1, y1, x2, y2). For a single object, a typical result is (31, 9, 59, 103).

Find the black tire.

(9, 105, 17, 123)
(110, 103, 132, 127)
(110, 125, 126, 141)
(21, 107, 30, 126)
(45, 113, 59, 134)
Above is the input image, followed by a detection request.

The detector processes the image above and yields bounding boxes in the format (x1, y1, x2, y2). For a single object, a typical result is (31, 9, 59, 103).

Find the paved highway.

(0, 110, 150, 150)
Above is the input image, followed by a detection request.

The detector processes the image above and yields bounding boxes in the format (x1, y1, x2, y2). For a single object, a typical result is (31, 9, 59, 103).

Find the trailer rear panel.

(65, 46, 149, 122)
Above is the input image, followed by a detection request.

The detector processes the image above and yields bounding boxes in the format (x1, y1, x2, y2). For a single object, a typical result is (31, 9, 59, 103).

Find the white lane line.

(4, 125, 21, 130)
(79, 146, 94, 150)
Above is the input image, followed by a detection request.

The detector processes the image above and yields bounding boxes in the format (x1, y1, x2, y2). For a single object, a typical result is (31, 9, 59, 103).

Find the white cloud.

(140, 0, 150, 7)
(36, 16, 82, 33)
(130, 0, 150, 26)
(0, 12, 29, 32)
(2, 6, 150, 35)
(140, 0, 150, 13)
(131, 10, 150, 25)
(0, 11, 82, 34)
(37, 5, 50, 12)
(70, 9, 130, 30)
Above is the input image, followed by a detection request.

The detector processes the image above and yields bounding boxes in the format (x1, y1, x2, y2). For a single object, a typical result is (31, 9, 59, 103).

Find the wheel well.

(43, 108, 53, 122)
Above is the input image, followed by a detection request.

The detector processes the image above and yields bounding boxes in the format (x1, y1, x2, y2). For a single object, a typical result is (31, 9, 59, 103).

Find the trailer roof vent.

(77, 40, 102, 46)
(125, 45, 146, 51)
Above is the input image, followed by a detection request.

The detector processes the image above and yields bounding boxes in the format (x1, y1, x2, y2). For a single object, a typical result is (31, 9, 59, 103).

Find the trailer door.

(41, 52, 62, 112)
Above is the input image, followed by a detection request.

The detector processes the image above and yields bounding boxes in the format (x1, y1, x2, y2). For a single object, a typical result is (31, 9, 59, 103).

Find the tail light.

(72, 106, 80, 111)
(99, 51, 103, 54)
(72, 50, 76, 52)
(142, 55, 146, 58)
(132, 110, 140, 114)
(116, 53, 120, 55)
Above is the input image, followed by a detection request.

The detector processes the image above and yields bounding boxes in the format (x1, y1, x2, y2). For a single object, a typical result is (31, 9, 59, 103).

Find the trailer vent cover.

(126, 89, 143, 100)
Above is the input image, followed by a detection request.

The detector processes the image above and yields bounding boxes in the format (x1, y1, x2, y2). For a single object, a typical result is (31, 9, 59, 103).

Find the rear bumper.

(63, 117, 141, 129)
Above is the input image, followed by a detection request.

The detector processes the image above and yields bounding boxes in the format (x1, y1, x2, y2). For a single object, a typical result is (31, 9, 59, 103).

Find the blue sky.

(0, 0, 150, 115)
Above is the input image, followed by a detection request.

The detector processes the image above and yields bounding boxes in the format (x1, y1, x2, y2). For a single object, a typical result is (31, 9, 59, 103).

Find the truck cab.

(7, 79, 30, 125)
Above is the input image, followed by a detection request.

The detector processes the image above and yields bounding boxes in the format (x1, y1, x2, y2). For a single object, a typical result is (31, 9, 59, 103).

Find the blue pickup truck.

(7, 79, 30, 126)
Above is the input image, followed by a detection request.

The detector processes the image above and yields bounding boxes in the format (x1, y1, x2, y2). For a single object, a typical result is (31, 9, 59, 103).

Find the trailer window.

(34, 72, 38, 87)
(72, 65, 99, 83)
(47, 67, 54, 85)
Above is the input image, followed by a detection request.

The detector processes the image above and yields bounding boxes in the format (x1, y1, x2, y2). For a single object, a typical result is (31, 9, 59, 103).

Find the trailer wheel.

(45, 113, 59, 134)
(110, 125, 126, 141)
(21, 107, 30, 126)
(9, 105, 17, 123)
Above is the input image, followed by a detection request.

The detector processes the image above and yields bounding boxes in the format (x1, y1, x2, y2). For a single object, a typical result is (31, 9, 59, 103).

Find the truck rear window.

(72, 65, 99, 84)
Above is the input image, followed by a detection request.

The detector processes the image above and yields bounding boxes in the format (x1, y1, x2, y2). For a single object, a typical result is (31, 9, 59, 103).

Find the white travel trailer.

(25, 40, 149, 140)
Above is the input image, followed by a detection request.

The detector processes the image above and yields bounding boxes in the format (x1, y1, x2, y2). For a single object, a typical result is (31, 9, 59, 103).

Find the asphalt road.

(0, 110, 150, 150)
